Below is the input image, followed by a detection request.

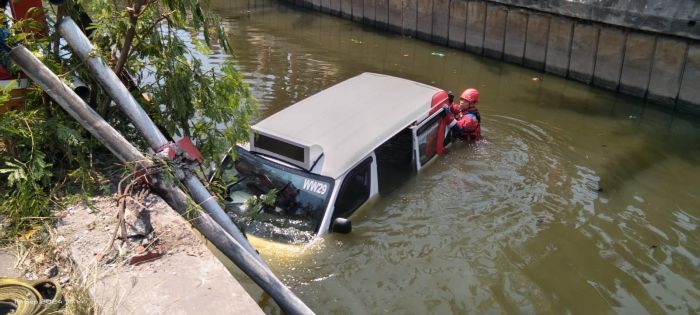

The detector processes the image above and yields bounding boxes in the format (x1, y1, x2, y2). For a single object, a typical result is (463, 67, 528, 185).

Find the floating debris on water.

(431, 52, 445, 57)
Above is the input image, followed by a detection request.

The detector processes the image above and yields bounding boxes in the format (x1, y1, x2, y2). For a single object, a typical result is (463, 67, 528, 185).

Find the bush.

(0, 0, 256, 240)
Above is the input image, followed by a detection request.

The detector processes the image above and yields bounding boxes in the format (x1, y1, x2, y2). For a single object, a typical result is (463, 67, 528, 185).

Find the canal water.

(207, 1, 700, 313)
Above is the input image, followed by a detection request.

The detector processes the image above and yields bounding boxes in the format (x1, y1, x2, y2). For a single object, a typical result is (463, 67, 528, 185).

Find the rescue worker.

(449, 88, 481, 141)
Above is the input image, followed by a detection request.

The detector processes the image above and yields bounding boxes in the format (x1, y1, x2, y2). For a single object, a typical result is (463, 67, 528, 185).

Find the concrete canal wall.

(288, 0, 700, 114)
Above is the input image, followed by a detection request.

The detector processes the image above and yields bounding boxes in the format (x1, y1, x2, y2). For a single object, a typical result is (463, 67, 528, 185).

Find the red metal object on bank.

(8, 0, 49, 36)
(1, 0, 48, 110)
(177, 137, 203, 164)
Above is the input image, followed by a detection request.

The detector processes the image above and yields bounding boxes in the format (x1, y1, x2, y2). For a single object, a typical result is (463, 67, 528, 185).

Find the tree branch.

(113, 0, 146, 75)
(127, 12, 173, 61)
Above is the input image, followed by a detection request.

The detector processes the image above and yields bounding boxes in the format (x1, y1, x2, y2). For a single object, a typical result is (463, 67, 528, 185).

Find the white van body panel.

(250, 72, 441, 178)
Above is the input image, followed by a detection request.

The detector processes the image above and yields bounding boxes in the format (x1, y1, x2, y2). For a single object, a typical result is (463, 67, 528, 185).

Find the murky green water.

(206, 1, 700, 313)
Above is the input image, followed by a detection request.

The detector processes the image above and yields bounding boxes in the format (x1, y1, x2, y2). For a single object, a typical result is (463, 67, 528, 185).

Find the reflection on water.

(206, 0, 700, 313)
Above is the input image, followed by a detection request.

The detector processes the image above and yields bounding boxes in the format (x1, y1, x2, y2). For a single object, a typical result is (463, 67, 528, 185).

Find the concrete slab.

(375, 0, 389, 30)
(678, 44, 700, 115)
(647, 37, 687, 106)
(545, 17, 573, 76)
(312, 0, 321, 10)
(402, 0, 418, 37)
(57, 197, 264, 315)
(0, 250, 20, 278)
(619, 33, 655, 97)
(416, 0, 433, 41)
(388, 0, 403, 33)
(362, 0, 375, 25)
(569, 23, 599, 83)
(524, 13, 550, 70)
(351, 0, 363, 22)
(340, 0, 352, 19)
(448, 0, 467, 49)
(593, 27, 625, 90)
(504, 10, 527, 64)
(483, 4, 507, 59)
(465, 1, 486, 54)
(431, 0, 450, 45)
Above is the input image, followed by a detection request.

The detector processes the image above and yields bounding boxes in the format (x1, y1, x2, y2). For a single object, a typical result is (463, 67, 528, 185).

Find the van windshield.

(219, 147, 334, 243)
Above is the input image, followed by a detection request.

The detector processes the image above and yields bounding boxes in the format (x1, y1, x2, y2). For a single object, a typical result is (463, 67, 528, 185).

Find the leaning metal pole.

(9, 45, 314, 315)
(56, 17, 260, 260)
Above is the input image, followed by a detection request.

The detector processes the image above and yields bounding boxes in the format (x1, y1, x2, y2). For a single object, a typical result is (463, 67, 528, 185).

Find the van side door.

(410, 109, 445, 171)
(330, 157, 373, 223)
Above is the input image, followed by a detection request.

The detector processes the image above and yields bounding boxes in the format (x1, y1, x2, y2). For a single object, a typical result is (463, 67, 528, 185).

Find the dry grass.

(12, 224, 100, 314)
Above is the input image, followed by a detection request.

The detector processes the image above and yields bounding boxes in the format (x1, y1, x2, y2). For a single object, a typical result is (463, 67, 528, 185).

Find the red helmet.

(460, 88, 480, 102)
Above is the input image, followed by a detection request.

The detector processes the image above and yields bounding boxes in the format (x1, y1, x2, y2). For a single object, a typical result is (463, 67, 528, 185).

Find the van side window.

(375, 128, 413, 193)
(332, 157, 372, 220)
(416, 113, 442, 165)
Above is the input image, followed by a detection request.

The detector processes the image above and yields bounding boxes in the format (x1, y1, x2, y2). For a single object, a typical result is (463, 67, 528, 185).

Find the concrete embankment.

(286, 0, 700, 114)
(56, 197, 264, 314)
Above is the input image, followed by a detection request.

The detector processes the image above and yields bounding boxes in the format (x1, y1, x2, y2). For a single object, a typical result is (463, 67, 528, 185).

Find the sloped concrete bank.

(285, 0, 700, 114)
(56, 197, 264, 315)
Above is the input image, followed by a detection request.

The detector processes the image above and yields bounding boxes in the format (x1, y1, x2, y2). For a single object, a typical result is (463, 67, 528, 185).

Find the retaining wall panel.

(593, 28, 625, 90)
(678, 44, 700, 114)
(465, 1, 486, 54)
(647, 38, 686, 105)
(375, 0, 389, 30)
(619, 33, 655, 98)
(545, 17, 573, 76)
(351, 0, 363, 21)
(388, 0, 403, 33)
(569, 23, 598, 83)
(312, 0, 321, 10)
(402, 0, 418, 36)
(416, 0, 433, 41)
(330, 0, 340, 15)
(362, 0, 375, 25)
(431, 0, 450, 45)
(321, 0, 331, 13)
(341, 0, 352, 18)
(483, 4, 507, 59)
(448, 0, 467, 49)
(524, 13, 549, 70)
(504, 10, 527, 64)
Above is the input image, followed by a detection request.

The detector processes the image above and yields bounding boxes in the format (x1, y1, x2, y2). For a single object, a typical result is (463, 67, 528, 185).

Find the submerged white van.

(217, 73, 454, 243)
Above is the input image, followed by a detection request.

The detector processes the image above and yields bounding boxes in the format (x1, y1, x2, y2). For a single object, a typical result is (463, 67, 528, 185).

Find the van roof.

(251, 73, 441, 178)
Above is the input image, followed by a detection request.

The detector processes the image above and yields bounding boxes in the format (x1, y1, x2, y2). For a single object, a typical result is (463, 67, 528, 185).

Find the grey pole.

(9, 45, 315, 315)
(57, 17, 260, 260)
(7, 48, 143, 163)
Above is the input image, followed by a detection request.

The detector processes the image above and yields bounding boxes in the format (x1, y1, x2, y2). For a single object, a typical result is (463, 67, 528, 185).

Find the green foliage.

(238, 188, 277, 232)
(0, 106, 107, 228)
(73, 0, 256, 163)
(1, 0, 256, 238)
(0, 81, 15, 104)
